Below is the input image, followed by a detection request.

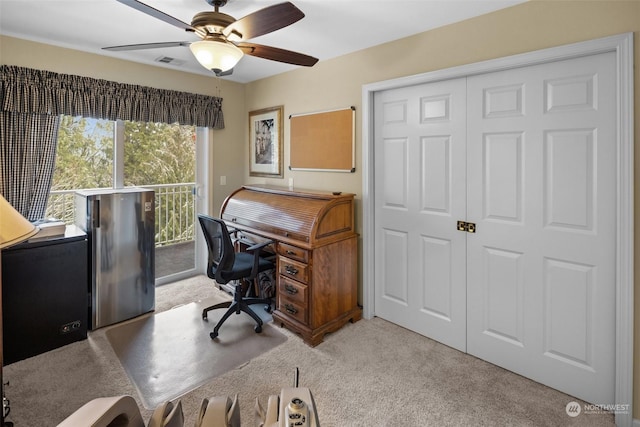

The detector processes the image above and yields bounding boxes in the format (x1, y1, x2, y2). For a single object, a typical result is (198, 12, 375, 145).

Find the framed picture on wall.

(249, 105, 284, 178)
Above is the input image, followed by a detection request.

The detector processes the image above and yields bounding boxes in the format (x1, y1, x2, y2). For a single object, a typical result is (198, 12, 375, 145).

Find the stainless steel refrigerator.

(75, 187, 155, 329)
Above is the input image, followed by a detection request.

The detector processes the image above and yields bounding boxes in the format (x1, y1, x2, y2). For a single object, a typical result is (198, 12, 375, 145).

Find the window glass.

(123, 121, 195, 186)
(52, 115, 114, 190)
(122, 121, 197, 246)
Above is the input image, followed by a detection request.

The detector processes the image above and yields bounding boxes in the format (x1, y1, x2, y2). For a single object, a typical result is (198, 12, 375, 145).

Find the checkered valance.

(0, 65, 224, 129)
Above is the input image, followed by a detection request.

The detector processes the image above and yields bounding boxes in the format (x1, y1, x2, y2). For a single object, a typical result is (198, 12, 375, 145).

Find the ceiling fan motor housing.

(191, 11, 235, 35)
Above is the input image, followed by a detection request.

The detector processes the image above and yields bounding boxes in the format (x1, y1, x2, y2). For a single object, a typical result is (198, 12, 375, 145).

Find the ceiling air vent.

(155, 56, 186, 66)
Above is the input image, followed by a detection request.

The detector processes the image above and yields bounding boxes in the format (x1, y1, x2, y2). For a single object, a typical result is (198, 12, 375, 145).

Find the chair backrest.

(197, 215, 235, 284)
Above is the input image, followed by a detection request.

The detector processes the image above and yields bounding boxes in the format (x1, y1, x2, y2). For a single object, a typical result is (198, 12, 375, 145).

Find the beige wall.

(1, 0, 639, 418)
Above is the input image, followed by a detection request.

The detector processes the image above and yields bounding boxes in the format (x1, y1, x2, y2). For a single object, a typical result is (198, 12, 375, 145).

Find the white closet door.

(373, 78, 467, 351)
(465, 52, 617, 404)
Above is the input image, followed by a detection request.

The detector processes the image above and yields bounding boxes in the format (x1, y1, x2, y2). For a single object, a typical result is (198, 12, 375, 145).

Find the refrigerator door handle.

(92, 199, 100, 229)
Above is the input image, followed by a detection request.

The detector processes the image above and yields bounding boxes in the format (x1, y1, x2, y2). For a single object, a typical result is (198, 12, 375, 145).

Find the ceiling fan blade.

(116, 0, 198, 33)
(238, 43, 318, 67)
(223, 2, 304, 41)
(103, 42, 191, 52)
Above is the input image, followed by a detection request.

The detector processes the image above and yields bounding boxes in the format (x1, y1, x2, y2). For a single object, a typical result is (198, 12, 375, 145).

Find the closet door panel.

(374, 78, 467, 351)
(466, 52, 616, 404)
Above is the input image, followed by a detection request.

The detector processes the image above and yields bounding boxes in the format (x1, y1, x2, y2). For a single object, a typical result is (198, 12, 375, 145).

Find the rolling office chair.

(197, 214, 275, 339)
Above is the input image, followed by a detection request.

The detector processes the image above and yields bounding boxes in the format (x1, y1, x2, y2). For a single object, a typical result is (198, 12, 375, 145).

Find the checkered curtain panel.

(0, 65, 225, 219)
(0, 111, 59, 220)
(0, 65, 225, 128)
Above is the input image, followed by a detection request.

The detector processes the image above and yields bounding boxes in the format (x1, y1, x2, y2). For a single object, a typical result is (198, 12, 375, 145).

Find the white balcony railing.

(46, 183, 196, 247)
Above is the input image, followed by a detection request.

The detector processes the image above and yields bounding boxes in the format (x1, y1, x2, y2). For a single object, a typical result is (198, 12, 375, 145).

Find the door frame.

(194, 126, 211, 275)
(361, 33, 634, 426)
(155, 126, 210, 285)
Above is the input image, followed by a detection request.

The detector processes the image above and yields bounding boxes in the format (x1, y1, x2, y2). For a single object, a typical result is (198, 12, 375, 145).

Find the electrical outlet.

(60, 320, 82, 334)
(220, 175, 227, 186)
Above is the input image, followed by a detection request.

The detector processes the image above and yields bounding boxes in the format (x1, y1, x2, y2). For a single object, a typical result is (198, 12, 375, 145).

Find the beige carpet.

(3, 275, 616, 426)
(106, 295, 287, 409)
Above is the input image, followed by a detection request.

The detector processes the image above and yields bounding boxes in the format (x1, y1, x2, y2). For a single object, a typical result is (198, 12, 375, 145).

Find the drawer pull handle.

(286, 250, 296, 255)
(285, 265, 299, 275)
(284, 304, 298, 315)
(284, 284, 298, 295)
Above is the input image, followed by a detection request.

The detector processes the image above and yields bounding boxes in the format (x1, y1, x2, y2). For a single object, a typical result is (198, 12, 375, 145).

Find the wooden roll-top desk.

(220, 184, 361, 346)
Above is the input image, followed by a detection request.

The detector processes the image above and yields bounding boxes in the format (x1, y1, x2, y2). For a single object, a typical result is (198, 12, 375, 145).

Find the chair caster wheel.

(210, 331, 218, 339)
(264, 305, 272, 313)
(254, 325, 262, 333)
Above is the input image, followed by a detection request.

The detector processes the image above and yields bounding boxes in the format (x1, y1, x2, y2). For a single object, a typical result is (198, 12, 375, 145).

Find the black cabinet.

(2, 226, 88, 365)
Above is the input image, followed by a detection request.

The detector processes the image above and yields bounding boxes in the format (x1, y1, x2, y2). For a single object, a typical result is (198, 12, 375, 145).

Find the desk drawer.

(278, 299, 307, 324)
(278, 276, 308, 306)
(277, 243, 308, 263)
(278, 256, 309, 284)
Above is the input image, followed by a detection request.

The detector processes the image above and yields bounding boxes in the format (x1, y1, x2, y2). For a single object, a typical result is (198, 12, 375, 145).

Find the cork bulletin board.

(289, 106, 355, 172)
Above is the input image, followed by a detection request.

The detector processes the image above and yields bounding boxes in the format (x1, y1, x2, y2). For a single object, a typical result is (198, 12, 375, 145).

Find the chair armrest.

(245, 240, 274, 253)
(245, 240, 275, 280)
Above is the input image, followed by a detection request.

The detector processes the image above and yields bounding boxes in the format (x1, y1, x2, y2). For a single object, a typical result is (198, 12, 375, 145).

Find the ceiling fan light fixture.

(189, 39, 243, 73)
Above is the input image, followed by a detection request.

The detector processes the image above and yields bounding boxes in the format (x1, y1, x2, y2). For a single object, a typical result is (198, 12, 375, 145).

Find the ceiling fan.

(104, 0, 318, 76)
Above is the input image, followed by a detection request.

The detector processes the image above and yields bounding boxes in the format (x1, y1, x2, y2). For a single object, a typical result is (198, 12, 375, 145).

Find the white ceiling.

(0, 0, 526, 83)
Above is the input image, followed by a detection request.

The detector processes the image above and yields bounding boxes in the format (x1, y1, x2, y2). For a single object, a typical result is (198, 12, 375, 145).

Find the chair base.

(202, 283, 272, 339)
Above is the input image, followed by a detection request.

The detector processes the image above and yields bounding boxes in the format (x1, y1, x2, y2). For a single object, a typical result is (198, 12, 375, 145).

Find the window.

(49, 116, 196, 192)
(52, 116, 115, 192)
(47, 115, 199, 279)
